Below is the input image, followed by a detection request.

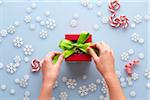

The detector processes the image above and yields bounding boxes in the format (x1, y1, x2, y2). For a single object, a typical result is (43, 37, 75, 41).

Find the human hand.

(41, 52, 64, 86)
(87, 42, 115, 77)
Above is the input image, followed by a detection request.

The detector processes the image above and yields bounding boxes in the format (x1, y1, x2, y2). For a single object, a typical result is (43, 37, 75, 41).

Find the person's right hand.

(87, 41, 115, 77)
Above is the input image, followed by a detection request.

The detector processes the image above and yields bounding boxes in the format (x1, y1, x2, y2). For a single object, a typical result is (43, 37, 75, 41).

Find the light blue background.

(0, 0, 149, 100)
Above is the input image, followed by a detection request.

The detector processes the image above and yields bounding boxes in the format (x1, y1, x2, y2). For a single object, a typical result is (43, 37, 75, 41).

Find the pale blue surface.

(0, 0, 149, 100)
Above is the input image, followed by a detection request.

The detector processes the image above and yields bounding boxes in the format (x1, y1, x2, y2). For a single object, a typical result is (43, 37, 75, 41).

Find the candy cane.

(108, 0, 129, 29)
(125, 59, 140, 76)
(31, 59, 41, 72)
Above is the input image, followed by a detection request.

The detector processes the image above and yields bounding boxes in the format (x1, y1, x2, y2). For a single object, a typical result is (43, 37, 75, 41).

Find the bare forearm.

(104, 72, 126, 100)
(39, 83, 53, 100)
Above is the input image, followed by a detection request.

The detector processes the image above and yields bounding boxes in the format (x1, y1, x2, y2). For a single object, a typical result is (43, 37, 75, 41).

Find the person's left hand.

(41, 52, 64, 86)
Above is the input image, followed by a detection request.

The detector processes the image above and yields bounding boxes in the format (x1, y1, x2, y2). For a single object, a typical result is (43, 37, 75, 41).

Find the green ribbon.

(53, 32, 92, 64)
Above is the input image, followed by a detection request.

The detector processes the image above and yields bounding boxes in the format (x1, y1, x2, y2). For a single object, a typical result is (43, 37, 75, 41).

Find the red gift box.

(65, 34, 92, 62)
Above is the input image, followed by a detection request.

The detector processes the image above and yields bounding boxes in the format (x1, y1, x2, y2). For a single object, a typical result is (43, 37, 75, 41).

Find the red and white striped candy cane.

(108, 0, 129, 29)
(125, 59, 140, 76)
(31, 59, 41, 72)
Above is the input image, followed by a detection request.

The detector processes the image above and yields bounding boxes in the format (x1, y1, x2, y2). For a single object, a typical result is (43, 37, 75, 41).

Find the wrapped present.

(64, 33, 92, 62)
(58, 32, 92, 62)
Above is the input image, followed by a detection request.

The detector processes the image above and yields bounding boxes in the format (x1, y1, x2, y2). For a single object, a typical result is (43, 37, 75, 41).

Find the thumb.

(56, 53, 64, 66)
(87, 47, 98, 61)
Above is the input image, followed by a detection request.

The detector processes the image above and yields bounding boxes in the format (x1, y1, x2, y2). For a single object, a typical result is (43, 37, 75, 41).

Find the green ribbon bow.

(53, 32, 92, 64)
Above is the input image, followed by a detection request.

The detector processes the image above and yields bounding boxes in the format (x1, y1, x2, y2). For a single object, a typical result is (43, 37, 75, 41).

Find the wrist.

(42, 81, 54, 90)
(103, 71, 117, 81)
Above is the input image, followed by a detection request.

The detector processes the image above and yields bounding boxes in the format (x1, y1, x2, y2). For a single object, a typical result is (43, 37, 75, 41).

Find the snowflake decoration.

(6, 63, 17, 74)
(88, 83, 97, 92)
(133, 15, 142, 24)
(24, 15, 32, 23)
(131, 33, 144, 44)
(144, 68, 150, 79)
(13, 36, 24, 48)
(45, 18, 56, 30)
(120, 52, 129, 61)
(0, 29, 8, 37)
(52, 96, 55, 100)
(23, 45, 34, 56)
(78, 85, 89, 96)
(13, 55, 21, 64)
(7, 25, 16, 34)
(15, 74, 30, 88)
(80, 0, 90, 7)
(62, 76, 68, 82)
(0, 84, 7, 91)
(53, 80, 58, 89)
(95, 78, 101, 85)
(129, 90, 136, 97)
(70, 19, 78, 28)
(39, 30, 48, 39)
(59, 91, 68, 100)
(131, 72, 139, 81)
(128, 49, 134, 55)
(146, 83, 150, 89)
(66, 78, 77, 89)
(101, 17, 109, 24)
(101, 80, 108, 94)
(9, 89, 16, 95)
(126, 77, 133, 86)
(23, 91, 31, 100)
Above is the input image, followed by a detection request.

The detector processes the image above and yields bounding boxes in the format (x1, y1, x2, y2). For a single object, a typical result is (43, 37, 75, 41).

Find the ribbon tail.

(63, 49, 75, 58)
(77, 32, 90, 44)
(53, 54, 60, 64)
(78, 43, 92, 53)
(59, 39, 74, 50)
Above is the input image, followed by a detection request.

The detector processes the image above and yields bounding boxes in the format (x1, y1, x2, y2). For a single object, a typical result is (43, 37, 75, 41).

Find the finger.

(87, 47, 99, 61)
(47, 51, 61, 61)
(95, 42, 105, 52)
(101, 41, 111, 50)
(56, 53, 64, 66)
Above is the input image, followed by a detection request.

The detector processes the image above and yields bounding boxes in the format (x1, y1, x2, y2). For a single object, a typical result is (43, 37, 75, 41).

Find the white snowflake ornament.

(62, 76, 68, 82)
(66, 78, 77, 89)
(131, 33, 140, 42)
(10, 89, 16, 95)
(23, 45, 34, 56)
(80, 0, 90, 7)
(24, 15, 32, 23)
(0, 29, 8, 37)
(130, 90, 136, 97)
(133, 15, 142, 24)
(101, 17, 109, 24)
(45, 18, 56, 30)
(7, 25, 16, 34)
(121, 52, 129, 61)
(78, 85, 89, 96)
(59, 91, 68, 100)
(6, 63, 17, 74)
(138, 52, 145, 59)
(39, 30, 48, 39)
(88, 83, 97, 92)
(131, 72, 139, 81)
(144, 68, 150, 79)
(70, 19, 78, 28)
(13, 55, 21, 64)
(0, 84, 7, 91)
(13, 36, 24, 48)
